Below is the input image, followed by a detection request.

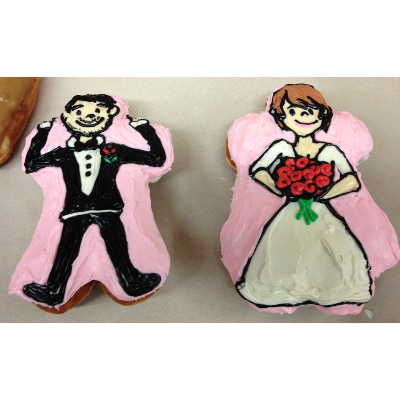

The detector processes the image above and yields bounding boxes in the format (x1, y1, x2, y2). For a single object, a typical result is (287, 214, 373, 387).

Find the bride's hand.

(322, 174, 360, 200)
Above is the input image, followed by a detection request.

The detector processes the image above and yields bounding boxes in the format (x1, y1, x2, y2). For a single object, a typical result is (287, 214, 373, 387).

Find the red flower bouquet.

(273, 157, 334, 200)
(271, 157, 335, 224)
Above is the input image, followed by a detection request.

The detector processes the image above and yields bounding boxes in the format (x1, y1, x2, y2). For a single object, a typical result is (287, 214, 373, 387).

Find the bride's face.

(282, 100, 323, 136)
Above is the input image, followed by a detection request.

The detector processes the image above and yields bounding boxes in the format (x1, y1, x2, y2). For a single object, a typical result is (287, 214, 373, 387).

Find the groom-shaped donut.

(23, 94, 166, 306)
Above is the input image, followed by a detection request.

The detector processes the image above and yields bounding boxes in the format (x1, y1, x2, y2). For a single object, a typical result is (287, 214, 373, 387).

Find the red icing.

(320, 164, 332, 176)
(296, 157, 309, 169)
(315, 175, 330, 188)
(303, 168, 315, 180)
(277, 166, 289, 176)
(304, 179, 316, 193)
(285, 158, 295, 167)
(289, 170, 303, 182)
(291, 182, 304, 195)
(102, 144, 117, 155)
(273, 156, 333, 199)
(277, 174, 291, 188)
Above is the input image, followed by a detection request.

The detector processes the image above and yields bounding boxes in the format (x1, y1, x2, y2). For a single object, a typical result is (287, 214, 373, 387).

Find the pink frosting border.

(9, 95, 174, 309)
(221, 94, 400, 315)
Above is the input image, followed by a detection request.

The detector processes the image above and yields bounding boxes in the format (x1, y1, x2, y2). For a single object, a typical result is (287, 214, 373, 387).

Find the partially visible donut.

(0, 78, 41, 164)
(225, 137, 237, 173)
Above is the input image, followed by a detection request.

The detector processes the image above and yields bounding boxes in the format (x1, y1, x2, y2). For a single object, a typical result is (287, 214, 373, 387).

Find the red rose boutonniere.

(102, 143, 118, 163)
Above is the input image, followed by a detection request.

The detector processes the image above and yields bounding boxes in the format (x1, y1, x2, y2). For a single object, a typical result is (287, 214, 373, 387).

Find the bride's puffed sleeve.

(250, 140, 295, 175)
(317, 144, 354, 176)
(318, 144, 361, 199)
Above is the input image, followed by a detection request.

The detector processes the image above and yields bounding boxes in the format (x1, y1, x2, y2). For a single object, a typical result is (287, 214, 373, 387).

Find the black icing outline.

(239, 139, 372, 309)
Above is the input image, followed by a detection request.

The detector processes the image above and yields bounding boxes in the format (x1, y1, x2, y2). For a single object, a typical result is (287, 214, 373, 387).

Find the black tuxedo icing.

(23, 120, 166, 306)
(25, 122, 165, 219)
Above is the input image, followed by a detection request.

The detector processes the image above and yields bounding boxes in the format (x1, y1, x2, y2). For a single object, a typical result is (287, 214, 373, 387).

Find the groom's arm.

(117, 118, 166, 167)
(25, 120, 64, 173)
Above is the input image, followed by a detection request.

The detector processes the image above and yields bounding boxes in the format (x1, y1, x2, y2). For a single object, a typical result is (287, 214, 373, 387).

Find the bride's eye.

(289, 109, 295, 116)
(308, 109, 314, 115)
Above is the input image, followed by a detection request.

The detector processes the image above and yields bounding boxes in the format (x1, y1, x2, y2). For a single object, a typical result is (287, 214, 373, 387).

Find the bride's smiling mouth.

(76, 117, 105, 127)
(294, 119, 318, 127)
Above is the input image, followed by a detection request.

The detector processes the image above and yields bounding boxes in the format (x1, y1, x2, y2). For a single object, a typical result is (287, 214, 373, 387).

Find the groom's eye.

(76, 110, 81, 116)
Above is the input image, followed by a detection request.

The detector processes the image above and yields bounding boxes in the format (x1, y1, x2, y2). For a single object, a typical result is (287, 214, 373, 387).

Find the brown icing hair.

(269, 84, 333, 132)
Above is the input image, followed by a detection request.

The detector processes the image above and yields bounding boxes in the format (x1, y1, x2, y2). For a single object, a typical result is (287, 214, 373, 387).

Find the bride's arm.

(252, 170, 282, 196)
(322, 173, 360, 200)
(252, 170, 283, 195)
(249, 140, 293, 196)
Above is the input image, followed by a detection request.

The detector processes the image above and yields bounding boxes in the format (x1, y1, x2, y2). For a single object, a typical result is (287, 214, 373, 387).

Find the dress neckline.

(293, 141, 328, 160)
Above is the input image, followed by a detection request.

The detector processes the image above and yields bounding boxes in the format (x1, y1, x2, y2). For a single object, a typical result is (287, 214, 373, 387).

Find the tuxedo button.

(85, 155, 92, 160)
(85, 171, 91, 177)
(86, 163, 92, 169)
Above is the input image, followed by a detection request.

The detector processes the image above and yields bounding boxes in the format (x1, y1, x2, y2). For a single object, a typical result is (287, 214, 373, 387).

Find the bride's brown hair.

(269, 84, 333, 132)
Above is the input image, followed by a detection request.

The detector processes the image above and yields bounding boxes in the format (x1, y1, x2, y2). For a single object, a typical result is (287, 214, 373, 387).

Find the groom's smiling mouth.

(76, 117, 105, 127)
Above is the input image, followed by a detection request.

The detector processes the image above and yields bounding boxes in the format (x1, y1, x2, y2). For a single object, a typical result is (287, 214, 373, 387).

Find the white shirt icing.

(74, 149, 102, 196)
(67, 135, 105, 197)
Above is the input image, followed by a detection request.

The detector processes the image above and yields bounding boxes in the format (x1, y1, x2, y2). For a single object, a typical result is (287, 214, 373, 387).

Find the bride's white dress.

(238, 140, 372, 307)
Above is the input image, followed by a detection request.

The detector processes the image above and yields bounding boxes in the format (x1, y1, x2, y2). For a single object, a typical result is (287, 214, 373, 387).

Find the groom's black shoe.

(23, 283, 65, 306)
(118, 272, 161, 297)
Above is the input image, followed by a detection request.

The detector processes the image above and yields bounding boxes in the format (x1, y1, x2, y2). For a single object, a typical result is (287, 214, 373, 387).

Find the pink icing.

(221, 93, 400, 315)
(9, 95, 174, 309)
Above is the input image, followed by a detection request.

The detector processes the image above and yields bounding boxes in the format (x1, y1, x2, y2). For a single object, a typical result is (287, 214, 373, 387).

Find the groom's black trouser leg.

(46, 217, 89, 292)
(95, 213, 161, 296)
(23, 216, 88, 305)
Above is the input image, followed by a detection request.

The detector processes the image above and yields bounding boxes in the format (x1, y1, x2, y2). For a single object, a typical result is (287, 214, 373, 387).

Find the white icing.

(130, 119, 148, 128)
(150, 176, 162, 183)
(268, 159, 281, 174)
(251, 140, 295, 173)
(364, 308, 373, 319)
(318, 145, 352, 174)
(67, 137, 77, 148)
(358, 154, 369, 165)
(74, 148, 102, 196)
(39, 121, 52, 129)
(239, 201, 372, 306)
(62, 209, 119, 221)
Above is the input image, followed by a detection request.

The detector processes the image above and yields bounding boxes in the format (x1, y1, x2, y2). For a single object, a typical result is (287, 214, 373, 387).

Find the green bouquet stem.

(296, 198, 318, 225)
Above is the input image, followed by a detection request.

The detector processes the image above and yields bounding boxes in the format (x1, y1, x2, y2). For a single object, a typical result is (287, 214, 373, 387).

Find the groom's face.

(62, 100, 118, 136)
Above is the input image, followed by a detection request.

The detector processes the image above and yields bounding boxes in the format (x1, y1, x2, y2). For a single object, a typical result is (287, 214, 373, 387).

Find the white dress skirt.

(238, 140, 372, 307)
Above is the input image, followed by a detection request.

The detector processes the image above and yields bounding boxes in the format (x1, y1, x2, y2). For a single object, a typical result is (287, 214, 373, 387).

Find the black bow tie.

(73, 137, 102, 152)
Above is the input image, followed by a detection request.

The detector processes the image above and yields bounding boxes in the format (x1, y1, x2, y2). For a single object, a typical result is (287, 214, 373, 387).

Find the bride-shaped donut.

(221, 84, 400, 315)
